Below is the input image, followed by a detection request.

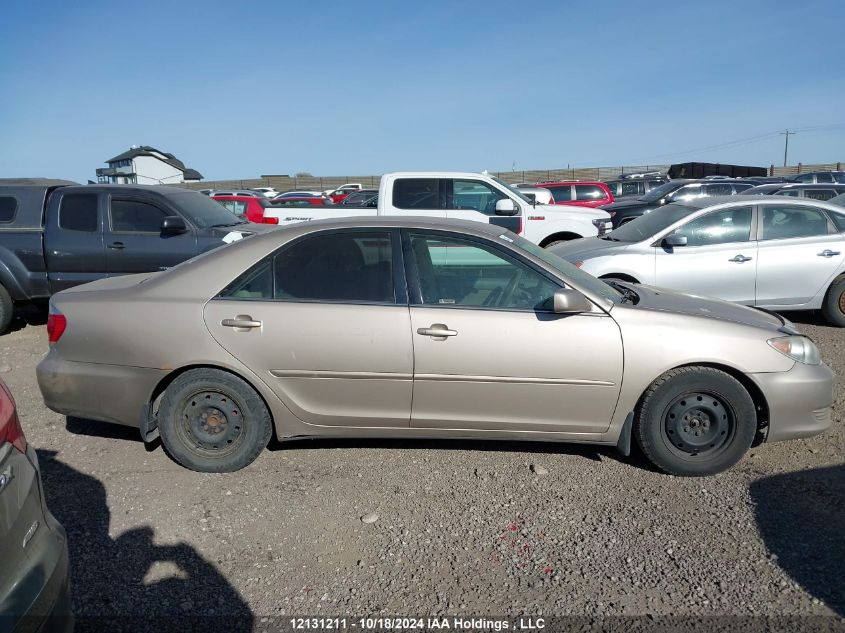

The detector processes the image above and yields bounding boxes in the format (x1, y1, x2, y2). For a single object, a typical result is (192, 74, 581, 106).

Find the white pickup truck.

(265, 172, 612, 246)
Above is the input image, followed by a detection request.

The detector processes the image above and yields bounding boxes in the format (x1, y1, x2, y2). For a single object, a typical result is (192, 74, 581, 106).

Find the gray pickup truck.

(0, 179, 268, 334)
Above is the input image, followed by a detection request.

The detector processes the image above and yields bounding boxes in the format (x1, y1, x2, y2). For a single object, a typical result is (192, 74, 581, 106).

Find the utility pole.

(780, 130, 795, 167)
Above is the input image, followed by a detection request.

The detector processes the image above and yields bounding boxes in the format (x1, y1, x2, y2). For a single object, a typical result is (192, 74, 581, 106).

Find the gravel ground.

(3, 308, 844, 631)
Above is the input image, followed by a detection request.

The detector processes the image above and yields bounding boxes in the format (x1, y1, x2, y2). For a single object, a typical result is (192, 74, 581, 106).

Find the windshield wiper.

(599, 235, 620, 241)
(607, 280, 639, 304)
(209, 221, 243, 228)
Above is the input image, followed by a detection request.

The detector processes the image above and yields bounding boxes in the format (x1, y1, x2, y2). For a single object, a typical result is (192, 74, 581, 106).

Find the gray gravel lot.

(3, 309, 844, 631)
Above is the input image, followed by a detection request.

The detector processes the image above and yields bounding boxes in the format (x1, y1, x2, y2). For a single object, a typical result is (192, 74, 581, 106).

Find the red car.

(536, 181, 614, 208)
(211, 195, 275, 223)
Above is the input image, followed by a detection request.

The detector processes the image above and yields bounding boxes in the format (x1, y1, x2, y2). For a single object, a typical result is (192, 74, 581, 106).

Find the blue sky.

(1, 0, 843, 183)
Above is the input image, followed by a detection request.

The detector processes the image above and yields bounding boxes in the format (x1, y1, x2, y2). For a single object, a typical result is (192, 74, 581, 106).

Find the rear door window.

(760, 205, 832, 240)
(0, 196, 18, 223)
(392, 179, 442, 209)
(59, 193, 99, 232)
(546, 185, 572, 201)
(110, 199, 168, 233)
(704, 183, 733, 196)
(815, 173, 835, 183)
(620, 181, 642, 196)
(803, 189, 837, 201)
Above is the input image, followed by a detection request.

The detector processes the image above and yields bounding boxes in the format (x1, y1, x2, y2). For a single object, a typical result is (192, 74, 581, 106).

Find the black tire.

(0, 285, 13, 335)
(634, 366, 756, 476)
(158, 368, 272, 472)
(543, 240, 566, 249)
(821, 276, 845, 327)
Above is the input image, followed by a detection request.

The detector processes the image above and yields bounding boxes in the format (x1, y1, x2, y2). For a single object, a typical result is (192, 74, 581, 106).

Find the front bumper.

(37, 353, 165, 429)
(751, 361, 835, 443)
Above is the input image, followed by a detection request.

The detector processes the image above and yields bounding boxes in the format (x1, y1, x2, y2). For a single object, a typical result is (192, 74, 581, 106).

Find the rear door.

(654, 205, 757, 304)
(105, 194, 197, 275)
(755, 202, 845, 307)
(44, 190, 107, 292)
(388, 178, 447, 218)
(204, 229, 414, 427)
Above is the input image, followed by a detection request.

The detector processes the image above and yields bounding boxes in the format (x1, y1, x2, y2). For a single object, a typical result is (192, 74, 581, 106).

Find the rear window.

(59, 194, 98, 232)
(546, 185, 572, 201)
(392, 179, 441, 209)
(0, 196, 18, 223)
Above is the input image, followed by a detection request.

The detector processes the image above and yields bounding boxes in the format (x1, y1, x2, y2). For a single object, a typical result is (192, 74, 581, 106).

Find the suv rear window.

(574, 185, 606, 201)
(0, 197, 18, 223)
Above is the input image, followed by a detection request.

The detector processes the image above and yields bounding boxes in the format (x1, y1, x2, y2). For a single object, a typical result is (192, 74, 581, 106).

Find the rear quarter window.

(0, 196, 18, 223)
(829, 212, 845, 232)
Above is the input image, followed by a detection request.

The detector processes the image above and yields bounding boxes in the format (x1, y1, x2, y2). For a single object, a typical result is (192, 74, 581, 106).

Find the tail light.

(263, 217, 279, 225)
(47, 312, 67, 344)
(0, 380, 26, 453)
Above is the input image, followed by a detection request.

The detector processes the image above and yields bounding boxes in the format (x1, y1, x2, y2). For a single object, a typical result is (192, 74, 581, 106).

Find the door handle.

(818, 249, 841, 258)
(417, 324, 457, 339)
(108, 242, 125, 250)
(221, 315, 262, 329)
(728, 255, 752, 263)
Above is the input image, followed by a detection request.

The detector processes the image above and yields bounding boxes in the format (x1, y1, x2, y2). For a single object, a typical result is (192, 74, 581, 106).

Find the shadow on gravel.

(750, 464, 845, 616)
(7, 304, 48, 334)
(778, 310, 829, 327)
(270, 436, 660, 471)
(37, 449, 254, 632)
(65, 416, 147, 443)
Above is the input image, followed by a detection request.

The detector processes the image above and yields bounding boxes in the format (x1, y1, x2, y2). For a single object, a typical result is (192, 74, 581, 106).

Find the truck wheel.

(157, 368, 272, 472)
(821, 276, 845, 327)
(0, 285, 13, 335)
(634, 366, 756, 476)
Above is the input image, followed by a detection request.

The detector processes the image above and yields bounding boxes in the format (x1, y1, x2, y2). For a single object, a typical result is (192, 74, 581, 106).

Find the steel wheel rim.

(176, 390, 246, 458)
(838, 290, 845, 314)
(662, 391, 736, 459)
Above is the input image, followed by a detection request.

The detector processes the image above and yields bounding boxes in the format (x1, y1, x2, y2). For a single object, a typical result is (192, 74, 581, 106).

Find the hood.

(628, 283, 788, 332)
(601, 198, 654, 211)
(549, 236, 630, 261)
(537, 203, 609, 219)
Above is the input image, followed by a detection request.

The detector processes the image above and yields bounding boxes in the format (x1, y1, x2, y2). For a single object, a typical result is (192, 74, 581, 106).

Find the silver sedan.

(37, 217, 833, 475)
(552, 196, 845, 326)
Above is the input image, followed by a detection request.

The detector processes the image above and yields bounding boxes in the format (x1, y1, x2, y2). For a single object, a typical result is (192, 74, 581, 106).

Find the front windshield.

(508, 233, 623, 303)
(491, 176, 533, 204)
(171, 192, 246, 228)
(640, 180, 684, 202)
(607, 203, 698, 242)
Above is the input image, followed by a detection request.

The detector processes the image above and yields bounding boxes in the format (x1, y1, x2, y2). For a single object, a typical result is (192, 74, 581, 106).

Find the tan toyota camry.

(37, 217, 833, 476)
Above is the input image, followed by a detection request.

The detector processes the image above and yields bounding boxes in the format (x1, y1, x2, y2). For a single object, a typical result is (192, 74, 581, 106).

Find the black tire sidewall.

(0, 285, 13, 335)
(822, 278, 845, 327)
(636, 368, 756, 476)
(158, 369, 272, 473)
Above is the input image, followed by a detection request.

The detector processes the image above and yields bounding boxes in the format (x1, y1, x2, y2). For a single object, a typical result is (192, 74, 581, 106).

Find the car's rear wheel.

(821, 276, 845, 327)
(634, 366, 756, 476)
(158, 368, 272, 472)
(0, 285, 13, 335)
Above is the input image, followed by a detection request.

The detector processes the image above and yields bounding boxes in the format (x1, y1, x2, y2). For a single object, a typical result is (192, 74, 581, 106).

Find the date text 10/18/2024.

(290, 617, 546, 631)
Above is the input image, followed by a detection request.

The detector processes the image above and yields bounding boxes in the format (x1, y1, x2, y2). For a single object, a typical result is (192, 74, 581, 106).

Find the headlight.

(767, 335, 821, 365)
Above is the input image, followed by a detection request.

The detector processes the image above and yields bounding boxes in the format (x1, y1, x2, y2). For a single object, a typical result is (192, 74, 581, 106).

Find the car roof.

(538, 180, 608, 186)
(778, 183, 845, 189)
(700, 194, 845, 209)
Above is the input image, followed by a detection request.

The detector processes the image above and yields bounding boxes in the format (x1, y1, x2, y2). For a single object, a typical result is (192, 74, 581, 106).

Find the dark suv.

(600, 179, 755, 228)
(792, 171, 845, 184)
(603, 173, 669, 199)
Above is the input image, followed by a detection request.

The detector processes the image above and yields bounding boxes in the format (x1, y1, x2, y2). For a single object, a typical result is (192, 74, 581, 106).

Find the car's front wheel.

(634, 366, 757, 476)
(158, 368, 272, 472)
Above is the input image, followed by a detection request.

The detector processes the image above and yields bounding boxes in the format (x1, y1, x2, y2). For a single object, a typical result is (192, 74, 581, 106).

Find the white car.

(322, 183, 363, 195)
(514, 186, 555, 205)
(264, 171, 612, 247)
(552, 196, 845, 326)
(252, 187, 280, 198)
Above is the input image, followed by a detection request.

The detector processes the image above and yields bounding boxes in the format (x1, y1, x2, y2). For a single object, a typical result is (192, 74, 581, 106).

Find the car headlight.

(767, 335, 821, 365)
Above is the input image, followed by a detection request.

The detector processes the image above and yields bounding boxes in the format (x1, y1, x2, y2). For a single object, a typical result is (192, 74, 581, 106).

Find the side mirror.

(553, 288, 593, 314)
(495, 198, 519, 216)
(663, 234, 688, 247)
(161, 216, 187, 234)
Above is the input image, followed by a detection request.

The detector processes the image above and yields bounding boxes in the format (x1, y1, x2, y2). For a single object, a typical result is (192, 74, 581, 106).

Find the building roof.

(105, 145, 202, 180)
